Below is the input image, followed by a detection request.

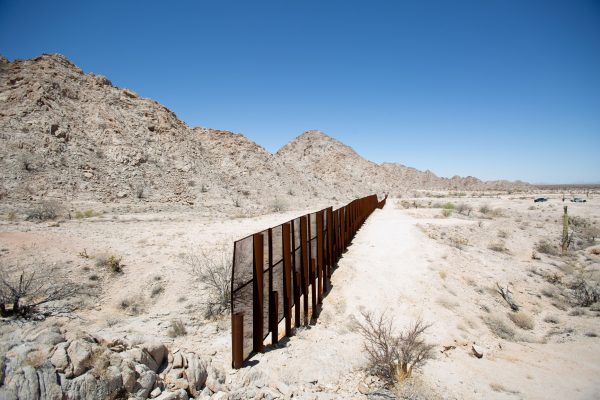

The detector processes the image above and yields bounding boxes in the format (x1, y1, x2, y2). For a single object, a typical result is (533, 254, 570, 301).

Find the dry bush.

(543, 272, 562, 284)
(167, 319, 187, 337)
(497, 230, 509, 239)
(535, 240, 558, 255)
(356, 310, 434, 383)
(456, 203, 472, 216)
(508, 311, 534, 330)
(0, 263, 79, 317)
(479, 204, 491, 215)
(590, 248, 600, 256)
(183, 246, 232, 317)
(95, 254, 123, 273)
(488, 242, 508, 253)
(26, 200, 62, 221)
(448, 236, 468, 249)
(544, 314, 561, 324)
(484, 314, 515, 340)
(441, 209, 452, 218)
(118, 297, 143, 315)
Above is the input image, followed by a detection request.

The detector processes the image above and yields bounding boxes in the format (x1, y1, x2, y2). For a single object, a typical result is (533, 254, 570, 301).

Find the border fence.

(230, 194, 387, 368)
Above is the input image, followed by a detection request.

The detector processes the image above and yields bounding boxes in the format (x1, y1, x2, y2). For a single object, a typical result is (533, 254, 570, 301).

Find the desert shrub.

(75, 209, 96, 219)
(95, 254, 123, 273)
(488, 242, 508, 253)
(497, 230, 509, 239)
(0, 263, 79, 317)
(201, 184, 208, 193)
(118, 297, 143, 315)
(544, 314, 560, 324)
(441, 209, 452, 218)
(456, 203, 472, 216)
(543, 272, 562, 284)
(356, 311, 434, 383)
(241, 190, 250, 197)
(233, 197, 241, 208)
(571, 278, 599, 307)
(508, 311, 534, 330)
(535, 240, 558, 255)
(183, 246, 232, 317)
(479, 204, 491, 214)
(26, 200, 61, 221)
(591, 248, 600, 255)
(167, 319, 187, 337)
(135, 184, 146, 199)
(484, 314, 515, 340)
(150, 283, 164, 298)
(441, 202, 455, 210)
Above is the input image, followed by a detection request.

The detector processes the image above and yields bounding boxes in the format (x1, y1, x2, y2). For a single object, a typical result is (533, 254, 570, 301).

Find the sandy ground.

(1, 192, 599, 399)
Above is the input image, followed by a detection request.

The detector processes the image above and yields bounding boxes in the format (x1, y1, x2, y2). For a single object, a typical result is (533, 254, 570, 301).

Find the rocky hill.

(0, 53, 528, 213)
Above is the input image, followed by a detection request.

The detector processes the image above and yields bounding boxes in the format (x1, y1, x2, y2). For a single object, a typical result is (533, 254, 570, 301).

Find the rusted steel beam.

(232, 312, 244, 369)
(316, 210, 324, 303)
(300, 215, 309, 325)
(252, 233, 264, 353)
(310, 258, 317, 319)
(270, 291, 279, 345)
(282, 223, 293, 336)
(294, 270, 301, 327)
(326, 207, 333, 291)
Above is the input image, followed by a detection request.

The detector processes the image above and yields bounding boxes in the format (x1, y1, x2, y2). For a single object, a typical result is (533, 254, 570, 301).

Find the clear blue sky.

(1, 0, 599, 183)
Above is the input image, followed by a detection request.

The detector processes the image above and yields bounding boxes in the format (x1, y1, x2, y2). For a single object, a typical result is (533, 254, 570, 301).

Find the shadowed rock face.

(0, 53, 528, 208)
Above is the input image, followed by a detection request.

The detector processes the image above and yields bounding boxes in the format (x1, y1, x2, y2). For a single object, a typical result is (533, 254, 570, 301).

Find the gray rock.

(185, 353, 209, 397)
(50, 342, 69, 372)
(472, 344, 484, 359)
(172, 352, 184, 369)
(122, 348, 159, 372)
(140, 341, 167, 368)
(211, 391, 230, 400)
(134, 370, 157, 399)
(205, 364, 227, 393)
(121, 364, 137, 393)
(30, 327, 66, 346)
(67, 339, 95, 377)
(155, 388, 189, 400)
(37, 361, 63, 400)
(150, 386, 162, 398)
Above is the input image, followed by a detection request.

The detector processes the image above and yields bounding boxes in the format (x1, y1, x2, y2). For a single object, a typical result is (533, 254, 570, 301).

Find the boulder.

(37, 361, 63, 400)
(121, 364, 137, 393)
(67, 339, 95, 377)
(184, 353, 209, 397)
(30, 327, 66, 346)
(155, 388, 189, 400)
(140, 341, 167, 368)
(50, 342, 69, 372)
(205, 364, 227, 393)
(122, 348, 159, 372)
(134, 370, 157, 399)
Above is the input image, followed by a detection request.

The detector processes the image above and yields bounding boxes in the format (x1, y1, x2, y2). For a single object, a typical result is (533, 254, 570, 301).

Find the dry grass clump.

(118, 297, 143, 315)
(448, 235, 468, 250)
(75, 209, 96, 219)
(441, 208, 452, 218)
(484, 314, 516, 340)
(356, 311, 435, 383)
(167, 319, 187, 337)
(508, 311, 534, 330)
(535, 240, 558, 255)
(488, 242, 509, 253)
(543, 314, 561, 324)
(543, 272, 562, 284)
(497, 230, 509, 239)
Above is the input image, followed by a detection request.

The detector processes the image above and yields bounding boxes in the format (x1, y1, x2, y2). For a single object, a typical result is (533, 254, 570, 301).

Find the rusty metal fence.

(230, 194, 388, 368)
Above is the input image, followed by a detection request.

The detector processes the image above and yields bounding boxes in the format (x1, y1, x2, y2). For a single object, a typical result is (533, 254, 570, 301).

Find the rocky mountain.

(0, 53, 528, 213)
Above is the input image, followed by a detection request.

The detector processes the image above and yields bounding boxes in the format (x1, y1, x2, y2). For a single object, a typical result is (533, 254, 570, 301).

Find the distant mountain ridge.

(0, 53, 528, 212)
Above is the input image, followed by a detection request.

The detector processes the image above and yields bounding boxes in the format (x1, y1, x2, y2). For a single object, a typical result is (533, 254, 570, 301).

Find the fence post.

(282, 223, 293, 336)
(232, 312, 244, 369)
(326, 207, 333, 291)
(310, 258, 317, 319)
(252, 233, 264, 353)
(270, 291, 278, 345)
(316, 210, 324, 303)
(300, 216, 309, 325)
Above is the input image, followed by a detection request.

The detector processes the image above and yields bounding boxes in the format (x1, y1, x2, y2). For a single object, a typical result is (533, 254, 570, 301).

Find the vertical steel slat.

(252, 233, 264, 353)
(282, 223, 293, 336)
(300, 215, 309, 325)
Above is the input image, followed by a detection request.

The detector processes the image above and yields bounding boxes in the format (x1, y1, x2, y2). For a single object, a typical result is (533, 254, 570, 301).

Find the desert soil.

(1, 192, 599, 399)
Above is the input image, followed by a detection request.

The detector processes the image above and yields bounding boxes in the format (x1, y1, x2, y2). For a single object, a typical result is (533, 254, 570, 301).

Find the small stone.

(151, 387, 162, 398)
(472, 344, 484, 359)
(358, 382, 370, 394)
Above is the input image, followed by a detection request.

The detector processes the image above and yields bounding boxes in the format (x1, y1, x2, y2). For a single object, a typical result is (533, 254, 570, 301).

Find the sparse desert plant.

(479, 204, 491, 215)
(441, 208, 452, 218)
(6, 211, 17, 222)
(508, 311, 534, 330)
(183, 246, 232, 317)
(535, 240, 558, 255)
(544, 314, 561, 324)
(591, 248, 600, 256)
(0, 263, 80, 317)
(543, 272, 562, 284)
(448, 235, 468, 249)
(150, 283, 164, 298)
(95, 254, 123, 273)
(484, 314, 516, 340)
(356, 310, 434, 383)
(456, 202, 472, 216)
(75, 209, 96, 219)
(488, 242, 508, 253)
(531, 250, 541, 260)
(26, 200, 61, 221)
(201, 184, 208, 193)
(497, 230, 509, 239)
(118, 297, 143, 315)
(441, 202, 455, 210)
(167, 319, 187, 337)
(135, 184, 146, 199)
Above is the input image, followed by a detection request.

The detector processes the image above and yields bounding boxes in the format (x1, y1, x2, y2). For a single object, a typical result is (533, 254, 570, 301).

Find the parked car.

(534, 197, 548, 203)
(571, 198, 587, 203)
